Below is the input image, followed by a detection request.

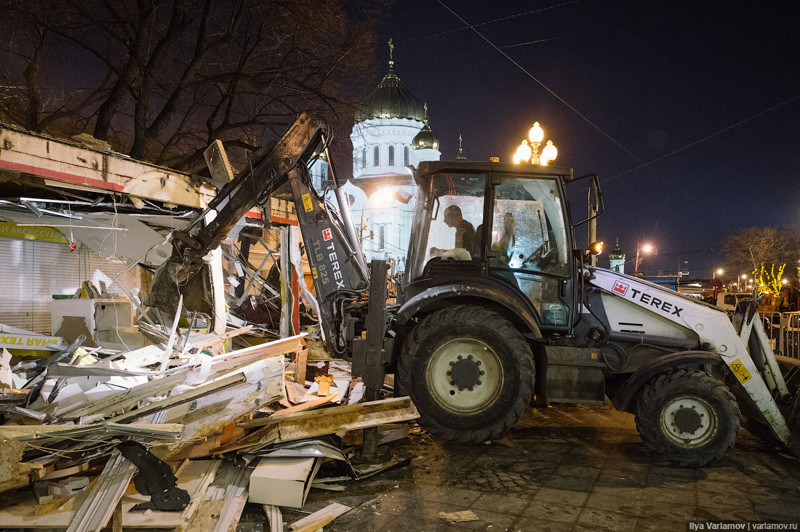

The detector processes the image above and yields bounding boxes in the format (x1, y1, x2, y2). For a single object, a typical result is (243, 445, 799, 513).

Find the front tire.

(398, 305, 534, 443)
(635, 368, 741, 466)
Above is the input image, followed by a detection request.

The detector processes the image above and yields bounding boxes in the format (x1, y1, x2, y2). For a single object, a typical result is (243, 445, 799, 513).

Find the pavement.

(247, 401, 800, 532)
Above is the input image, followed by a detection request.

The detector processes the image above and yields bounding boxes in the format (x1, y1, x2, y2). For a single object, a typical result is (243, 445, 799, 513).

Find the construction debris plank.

(57, 334, 302, 421)
(156, 355, 285, 458)
(209, 465, 251, 532)
(263, 504, 283, 532)
(0, 459, 221, 529)
(106, 372, 246, 423)
(289, 502, 351, 532)
(218, 397, 419, 453)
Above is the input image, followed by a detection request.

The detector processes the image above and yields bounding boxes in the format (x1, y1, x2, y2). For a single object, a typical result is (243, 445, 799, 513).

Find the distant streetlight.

(513, 121, 558, 165)
(634, 242, 654, 275)
(713, 268, 724, 280)
(359, 186, 413, 246)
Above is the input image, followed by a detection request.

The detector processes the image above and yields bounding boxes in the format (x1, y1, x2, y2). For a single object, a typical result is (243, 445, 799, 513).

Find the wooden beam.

(289, 503, 351, 532)
(262, 505, 283, 532)
(217, 397, 419, 453)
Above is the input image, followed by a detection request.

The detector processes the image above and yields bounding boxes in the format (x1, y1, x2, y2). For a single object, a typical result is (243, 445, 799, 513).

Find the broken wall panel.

(0, 123, 215, 208)
(157, 354, 286, 458)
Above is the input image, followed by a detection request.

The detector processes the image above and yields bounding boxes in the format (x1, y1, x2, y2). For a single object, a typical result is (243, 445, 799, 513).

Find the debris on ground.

(437, 509, 481, 524)
(0, 320, 418, 529)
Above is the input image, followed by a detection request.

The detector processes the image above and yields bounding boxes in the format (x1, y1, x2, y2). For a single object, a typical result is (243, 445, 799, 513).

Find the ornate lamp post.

(513, 122, 558, 165)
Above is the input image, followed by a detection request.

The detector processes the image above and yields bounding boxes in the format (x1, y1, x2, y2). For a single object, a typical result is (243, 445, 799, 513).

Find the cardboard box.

(249, 456, 321, 508)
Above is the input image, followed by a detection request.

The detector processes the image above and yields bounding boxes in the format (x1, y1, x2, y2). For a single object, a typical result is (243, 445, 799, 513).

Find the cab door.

(488, 175, 573, 330)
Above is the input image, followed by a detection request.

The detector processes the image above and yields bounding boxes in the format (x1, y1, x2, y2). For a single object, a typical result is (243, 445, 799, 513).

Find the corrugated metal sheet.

(0, 237, 139, 334)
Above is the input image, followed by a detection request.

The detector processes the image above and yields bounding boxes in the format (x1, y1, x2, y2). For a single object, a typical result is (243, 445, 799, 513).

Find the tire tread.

(635, 368, 741, 466)
(398, 304, 534, 443)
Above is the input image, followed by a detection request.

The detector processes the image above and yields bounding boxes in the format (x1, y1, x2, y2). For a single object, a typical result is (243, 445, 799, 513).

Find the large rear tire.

(397, 304, 534, 443)
(635, 368, 741, 466)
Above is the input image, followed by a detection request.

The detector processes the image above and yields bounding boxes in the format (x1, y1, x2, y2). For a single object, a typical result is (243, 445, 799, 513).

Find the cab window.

(408, 173, 485, 277)
(489, 176, 570, 326)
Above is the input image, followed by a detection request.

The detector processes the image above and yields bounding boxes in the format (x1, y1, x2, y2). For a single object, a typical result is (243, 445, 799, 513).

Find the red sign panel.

(612, 280, 629, 296)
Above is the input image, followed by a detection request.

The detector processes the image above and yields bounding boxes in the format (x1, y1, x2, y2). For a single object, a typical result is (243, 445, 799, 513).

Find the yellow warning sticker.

(729, 358, 752, 383)
(311, 267, 318, 279)
(302, 193, 313, 213)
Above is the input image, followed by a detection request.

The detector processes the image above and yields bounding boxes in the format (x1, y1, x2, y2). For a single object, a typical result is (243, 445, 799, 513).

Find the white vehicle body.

(590, 268, 793, 446)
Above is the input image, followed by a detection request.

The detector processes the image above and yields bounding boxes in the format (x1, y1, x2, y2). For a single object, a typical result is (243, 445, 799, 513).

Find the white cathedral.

(310, 41, 454, 272)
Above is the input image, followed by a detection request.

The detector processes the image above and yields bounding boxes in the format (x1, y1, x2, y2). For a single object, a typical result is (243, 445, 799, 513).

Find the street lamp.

(513, 121, 558, 165)
(713, 268, 724, 279)
(739, 274, 747, 291)
(634, 242, 654, 275)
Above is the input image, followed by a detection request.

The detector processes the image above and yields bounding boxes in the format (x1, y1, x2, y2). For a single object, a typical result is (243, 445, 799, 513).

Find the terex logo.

(322, 228, 333, 241)
(612, 280, 629, 295)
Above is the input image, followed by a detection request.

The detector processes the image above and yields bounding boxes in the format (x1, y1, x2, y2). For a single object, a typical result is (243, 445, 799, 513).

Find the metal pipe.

(608, 331, 699, 350)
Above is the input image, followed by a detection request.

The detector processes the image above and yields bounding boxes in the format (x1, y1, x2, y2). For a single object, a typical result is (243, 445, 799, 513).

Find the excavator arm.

(146, 113, 370, 354)
(172, 113, 328, 272)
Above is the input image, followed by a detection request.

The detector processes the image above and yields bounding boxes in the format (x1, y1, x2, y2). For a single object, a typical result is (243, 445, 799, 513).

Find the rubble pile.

(0, 321, 418, 531)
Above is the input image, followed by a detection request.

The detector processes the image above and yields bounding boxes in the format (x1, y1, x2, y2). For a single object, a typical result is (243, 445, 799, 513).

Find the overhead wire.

(601, 92, 800, 184)
(385, 0, 585, 47)
(433, 0, 800, 202)
(435, 0, 675, 187)
(432, 0, 787, 239)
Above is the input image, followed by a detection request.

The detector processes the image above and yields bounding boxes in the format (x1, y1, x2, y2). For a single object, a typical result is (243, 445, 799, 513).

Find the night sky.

(373, 1, 800, 277)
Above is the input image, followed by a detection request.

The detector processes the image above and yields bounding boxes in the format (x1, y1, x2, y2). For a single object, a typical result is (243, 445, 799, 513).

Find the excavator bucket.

(775, 355, 800, 455)
(144, 258, 213, 319)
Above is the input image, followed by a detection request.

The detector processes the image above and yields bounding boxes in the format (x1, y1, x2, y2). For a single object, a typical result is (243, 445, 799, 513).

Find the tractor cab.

(403, 161, 579, 333)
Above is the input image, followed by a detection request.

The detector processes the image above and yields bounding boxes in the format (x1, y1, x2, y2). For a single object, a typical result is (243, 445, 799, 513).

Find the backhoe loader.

(151, 112, 800, 466)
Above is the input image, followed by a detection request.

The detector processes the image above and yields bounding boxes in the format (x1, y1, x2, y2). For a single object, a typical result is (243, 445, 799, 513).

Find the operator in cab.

(429, 205, 475, 260)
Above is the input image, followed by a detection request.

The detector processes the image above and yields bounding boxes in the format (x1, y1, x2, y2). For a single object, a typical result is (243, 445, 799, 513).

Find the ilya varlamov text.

(689, 523, 798, 531)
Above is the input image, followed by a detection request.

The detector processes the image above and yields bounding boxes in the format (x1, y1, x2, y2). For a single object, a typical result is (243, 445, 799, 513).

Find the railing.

(759, 311, 800, 360)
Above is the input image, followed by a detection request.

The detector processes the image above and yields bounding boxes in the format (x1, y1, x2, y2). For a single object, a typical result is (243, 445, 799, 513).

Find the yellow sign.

(311, 267, 318, 279)
(729, 358, 752, 383)
(0, 221, 68, 243)
(0, 333, 65, 350)
(301, 193, 313, 213)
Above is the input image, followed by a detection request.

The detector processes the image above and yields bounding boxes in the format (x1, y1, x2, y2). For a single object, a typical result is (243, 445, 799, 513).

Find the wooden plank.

(217, 397, 419, 453)
(210, 334, 304, 365)
(0, 424, 184, 440)
(289, 502, 351, 532)
(294, 349, 307, 385)
(238, 394, 337, 429)
(263, 505, 283, 532)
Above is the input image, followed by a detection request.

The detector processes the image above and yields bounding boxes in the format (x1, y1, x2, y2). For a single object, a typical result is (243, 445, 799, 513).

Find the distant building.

(609, 238, 625, 274)
(344, 40, 441, 271)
